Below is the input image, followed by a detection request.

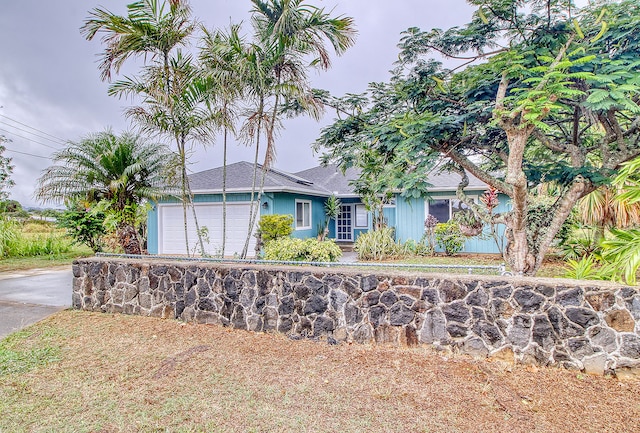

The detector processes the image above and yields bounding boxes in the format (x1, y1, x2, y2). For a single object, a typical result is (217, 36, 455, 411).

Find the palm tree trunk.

(241, 97, 265, 258)
(179, 148, 191, 257)
(222, 110, 228, 258)
(117, 222, 142, 255)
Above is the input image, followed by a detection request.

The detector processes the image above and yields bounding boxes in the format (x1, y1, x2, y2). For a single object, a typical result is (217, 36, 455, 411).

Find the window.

(426, 197, 474, 222)
(295, 200, 311, 229)
(354, 204, 368, 227)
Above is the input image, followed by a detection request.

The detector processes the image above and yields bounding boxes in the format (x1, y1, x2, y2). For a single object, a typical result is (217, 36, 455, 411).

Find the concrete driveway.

(0, 267, 73, 339)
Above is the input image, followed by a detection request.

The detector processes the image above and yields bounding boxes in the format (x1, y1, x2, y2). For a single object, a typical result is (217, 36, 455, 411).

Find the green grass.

(0, 245, 93, 273)
(0, 328, 62, 376)
(0, 218, 94, 273)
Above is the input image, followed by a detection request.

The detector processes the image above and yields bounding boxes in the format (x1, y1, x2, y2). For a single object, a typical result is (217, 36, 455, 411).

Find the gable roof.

(188, 161, 331, 196)
(188, 161, 489, 196)
(294, 164, 361, 197)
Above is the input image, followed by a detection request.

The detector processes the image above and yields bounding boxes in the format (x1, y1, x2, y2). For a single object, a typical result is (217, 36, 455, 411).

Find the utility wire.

(0, 121, 64, 147)
(0, 114, 67, 144)
(0, 128, 60, 150)
(3, 147, 50, 160)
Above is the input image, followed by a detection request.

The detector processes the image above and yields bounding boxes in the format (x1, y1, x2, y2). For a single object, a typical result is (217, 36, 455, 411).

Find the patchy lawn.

(0, 311, 638, 433)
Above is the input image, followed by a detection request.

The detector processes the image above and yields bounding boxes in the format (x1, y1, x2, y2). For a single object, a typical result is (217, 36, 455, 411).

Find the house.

(146, 161, 509, 256)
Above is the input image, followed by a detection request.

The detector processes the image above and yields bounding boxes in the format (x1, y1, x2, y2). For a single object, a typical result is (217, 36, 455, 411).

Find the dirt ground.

(1, 310, 639, 433)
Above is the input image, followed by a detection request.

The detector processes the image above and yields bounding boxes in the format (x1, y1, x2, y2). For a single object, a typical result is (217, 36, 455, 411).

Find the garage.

(157, 202, 257, 257)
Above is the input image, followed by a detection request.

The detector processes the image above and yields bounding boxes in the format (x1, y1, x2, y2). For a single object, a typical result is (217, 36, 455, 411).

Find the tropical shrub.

(263, 237, 342, 262)
(434, 223, 465, 256)
(354, 227, 399, 261)
(257, 214, 294, 243)
(601, 228, 640, 285)
(57, 203, 106, 253)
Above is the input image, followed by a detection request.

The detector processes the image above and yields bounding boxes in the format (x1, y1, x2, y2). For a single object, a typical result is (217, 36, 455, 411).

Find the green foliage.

(318, 195, 342, 241)
(434, 223, 465, 256)
(316, 0, 640, 275)
(401, 238, 433, 257)
(263, 237, 342, 262)
(563, 256, 607, 281)
(257, 214, 294, 243)
(452, 210, 482, 236)
(601, 228, 640, 285)
(354, 227, 399, 261)
(57, 203, 106, 253)
(0, 216, 71, 258)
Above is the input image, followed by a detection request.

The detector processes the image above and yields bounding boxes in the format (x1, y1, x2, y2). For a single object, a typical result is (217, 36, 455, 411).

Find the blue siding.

(395, 196, 425, 243)
(271, 193, 326, 239)
(147, 203, 159, 254)
(395, 192, 510, 254)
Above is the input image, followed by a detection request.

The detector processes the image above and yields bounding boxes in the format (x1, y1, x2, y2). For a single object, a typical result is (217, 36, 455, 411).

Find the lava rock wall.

(73, 258, 640, 376)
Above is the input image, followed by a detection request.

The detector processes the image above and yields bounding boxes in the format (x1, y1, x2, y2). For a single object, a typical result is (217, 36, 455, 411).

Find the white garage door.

(158, 202, 257, 257)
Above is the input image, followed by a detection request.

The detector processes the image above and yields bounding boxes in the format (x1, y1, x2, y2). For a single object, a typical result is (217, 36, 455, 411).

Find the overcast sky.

(0, 0, 477, 208)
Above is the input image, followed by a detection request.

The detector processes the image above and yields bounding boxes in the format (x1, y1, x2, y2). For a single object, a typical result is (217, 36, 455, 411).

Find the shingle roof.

(188, 161, 489, 196)
(188, 161, 331, 195)
(294, 164, 361, 196)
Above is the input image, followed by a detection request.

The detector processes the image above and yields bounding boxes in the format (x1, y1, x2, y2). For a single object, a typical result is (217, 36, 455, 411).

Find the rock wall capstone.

(72, 258, 640, 376)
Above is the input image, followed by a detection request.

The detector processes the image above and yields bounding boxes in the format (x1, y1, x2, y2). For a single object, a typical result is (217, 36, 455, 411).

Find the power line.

(3, 147, 50, 160)
(0, 114, 67, 144)
(0, 128, 60, 150)
(0, 121, 64, 147)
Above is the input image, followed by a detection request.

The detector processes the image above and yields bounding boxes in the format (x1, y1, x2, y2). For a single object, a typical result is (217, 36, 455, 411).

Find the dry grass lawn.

(1, 310, 639, 433)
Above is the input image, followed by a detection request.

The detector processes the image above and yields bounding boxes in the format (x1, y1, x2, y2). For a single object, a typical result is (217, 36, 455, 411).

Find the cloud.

(0, 0, 475, 207)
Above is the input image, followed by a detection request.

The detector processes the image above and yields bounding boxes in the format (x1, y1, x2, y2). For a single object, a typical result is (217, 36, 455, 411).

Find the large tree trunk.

(502, 127, 535, 275)
(117, 223, 142, 255)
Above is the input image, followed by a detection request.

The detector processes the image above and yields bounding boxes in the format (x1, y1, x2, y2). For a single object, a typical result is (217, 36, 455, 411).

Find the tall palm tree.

(36, 130, 170, 254)
(110, 52, 221, 256)
(81, 0, 194, 83)
(200, 24, 247, 257)
(237, 0, 356, 257)
(82, 0, 217, 256)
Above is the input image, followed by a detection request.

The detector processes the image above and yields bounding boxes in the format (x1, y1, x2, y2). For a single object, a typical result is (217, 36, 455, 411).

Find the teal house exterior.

(147, 161, 509, 257)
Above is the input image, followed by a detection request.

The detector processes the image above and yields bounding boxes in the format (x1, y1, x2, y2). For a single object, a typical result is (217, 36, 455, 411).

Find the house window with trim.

(426, 197, 474, 222)
(354, 204, 368, 227)
(295, 200, 311, 230)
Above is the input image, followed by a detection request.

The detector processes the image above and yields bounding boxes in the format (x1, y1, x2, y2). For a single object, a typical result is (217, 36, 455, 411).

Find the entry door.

(336, 204, 353, 241)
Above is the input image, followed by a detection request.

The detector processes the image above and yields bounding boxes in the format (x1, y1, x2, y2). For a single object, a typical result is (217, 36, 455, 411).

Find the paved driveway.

(0, 267, 72, 339)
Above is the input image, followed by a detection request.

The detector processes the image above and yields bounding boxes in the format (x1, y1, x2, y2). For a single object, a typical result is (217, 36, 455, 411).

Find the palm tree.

(81, 0, 194, 83)
(110, 52, 221, 256)
(238, 0, 357, 257)
(200, 24, 247, 257)
(36, 130, 170, 254)
(82, 0, 217, 256)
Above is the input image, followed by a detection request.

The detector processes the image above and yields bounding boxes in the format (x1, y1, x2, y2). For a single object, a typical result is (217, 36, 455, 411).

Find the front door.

(336, 204, 352, 241)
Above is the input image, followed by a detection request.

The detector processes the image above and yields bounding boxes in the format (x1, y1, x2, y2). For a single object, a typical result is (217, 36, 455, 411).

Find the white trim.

(354, 204, 368, 228)
(295, 199, 312, 230)
(424, 195, 477, 223)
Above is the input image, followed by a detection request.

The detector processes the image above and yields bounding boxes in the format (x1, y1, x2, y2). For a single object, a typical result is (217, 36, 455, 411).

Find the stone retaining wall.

(72, 258, 640, 377)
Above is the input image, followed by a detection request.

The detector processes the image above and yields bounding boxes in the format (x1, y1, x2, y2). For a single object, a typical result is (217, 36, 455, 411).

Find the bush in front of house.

(257, 214, 294, 243)
(354, 226, 400, 261)
(434, 222, 465, 256)
(263, 237, 342, 262)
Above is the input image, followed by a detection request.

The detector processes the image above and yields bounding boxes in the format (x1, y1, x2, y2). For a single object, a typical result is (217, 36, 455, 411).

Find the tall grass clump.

(0, 217, 71, 258)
